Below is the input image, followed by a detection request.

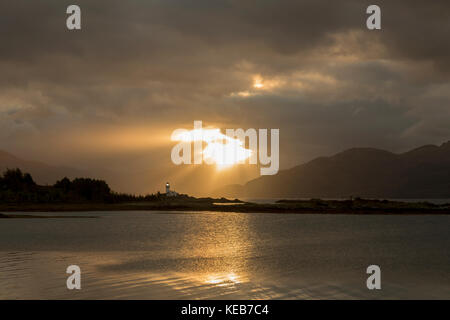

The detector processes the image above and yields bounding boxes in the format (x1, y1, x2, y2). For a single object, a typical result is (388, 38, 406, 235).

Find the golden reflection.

(40, 213, 256, 298)
(178, 212, 253, 288)
(205, 272, 242, 287)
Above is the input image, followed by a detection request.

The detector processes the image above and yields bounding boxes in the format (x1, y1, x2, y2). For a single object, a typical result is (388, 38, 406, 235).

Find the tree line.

(0, 168, 164, 203)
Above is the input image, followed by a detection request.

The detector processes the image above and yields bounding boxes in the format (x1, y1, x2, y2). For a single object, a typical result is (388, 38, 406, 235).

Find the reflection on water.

(205, 272, 241, 286)
(0, 252, 359, 300)
(180, 213, 250, 292)
(1, 211, 450, 299)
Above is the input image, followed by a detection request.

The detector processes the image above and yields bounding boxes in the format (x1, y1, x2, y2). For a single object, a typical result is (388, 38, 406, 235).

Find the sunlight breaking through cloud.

(171, 128, 252, 169)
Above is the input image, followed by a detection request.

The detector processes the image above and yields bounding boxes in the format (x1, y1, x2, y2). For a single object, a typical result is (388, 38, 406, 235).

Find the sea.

(1, 211, 449, 299)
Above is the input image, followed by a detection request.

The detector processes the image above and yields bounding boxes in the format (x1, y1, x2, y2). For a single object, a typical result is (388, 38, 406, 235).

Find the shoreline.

(0, 212, 97, 218)
(1, 198, 450, 215)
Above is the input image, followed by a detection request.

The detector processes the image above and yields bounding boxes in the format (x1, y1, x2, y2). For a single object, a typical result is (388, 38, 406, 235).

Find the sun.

(203, 137, 252, 169)
(253, 76, 264, 89)
(172, 128, 252, 169)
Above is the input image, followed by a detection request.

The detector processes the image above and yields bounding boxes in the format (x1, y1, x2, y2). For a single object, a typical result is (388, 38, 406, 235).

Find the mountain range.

(214, 141, 450, 199)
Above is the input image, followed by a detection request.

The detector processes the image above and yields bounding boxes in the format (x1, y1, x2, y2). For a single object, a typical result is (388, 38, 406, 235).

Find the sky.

(1, 0, 450, 195)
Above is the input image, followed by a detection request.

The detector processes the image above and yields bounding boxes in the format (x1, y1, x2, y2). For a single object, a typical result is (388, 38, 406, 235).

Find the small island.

(1, 169, 449, 215)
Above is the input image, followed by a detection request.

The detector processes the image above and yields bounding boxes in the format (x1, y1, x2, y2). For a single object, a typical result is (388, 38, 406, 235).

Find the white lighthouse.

(165, 182, 178, 197)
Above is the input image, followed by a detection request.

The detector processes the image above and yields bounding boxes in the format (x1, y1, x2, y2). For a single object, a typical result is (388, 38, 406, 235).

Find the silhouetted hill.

(0, 150, 86, 185)
(215, 141, 450, 199)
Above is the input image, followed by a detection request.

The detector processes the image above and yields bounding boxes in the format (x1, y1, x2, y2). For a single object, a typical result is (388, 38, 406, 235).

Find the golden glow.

(230, 74, 288, 98)
(253, 76, 264, 88)
(172, 128, 252, 169)
(205, 272, 241, 287)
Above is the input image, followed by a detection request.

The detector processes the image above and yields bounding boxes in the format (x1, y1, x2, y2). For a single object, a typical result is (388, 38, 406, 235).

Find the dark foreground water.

(0, 211, 449, 299)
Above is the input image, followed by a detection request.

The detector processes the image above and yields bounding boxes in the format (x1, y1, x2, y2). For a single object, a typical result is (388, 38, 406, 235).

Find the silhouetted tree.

(0, 168, 36, 192)
(0, 169, 164, 204)
(54, 177, 71, 192)
(54, 177, 111, 201)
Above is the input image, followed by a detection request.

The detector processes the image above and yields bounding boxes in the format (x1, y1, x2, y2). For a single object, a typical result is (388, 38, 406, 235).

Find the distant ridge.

(215, 141, 450, 199)
(0, 150, 86, 185)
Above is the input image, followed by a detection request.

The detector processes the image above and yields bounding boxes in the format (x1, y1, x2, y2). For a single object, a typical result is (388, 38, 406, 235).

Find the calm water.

(1, 211, 450, 299)
(243, 198, 450, 204)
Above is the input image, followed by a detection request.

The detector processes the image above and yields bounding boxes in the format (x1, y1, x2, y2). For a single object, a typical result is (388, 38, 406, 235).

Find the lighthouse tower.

(166, 182, 170, 194)
(165, 182, 178, 197)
